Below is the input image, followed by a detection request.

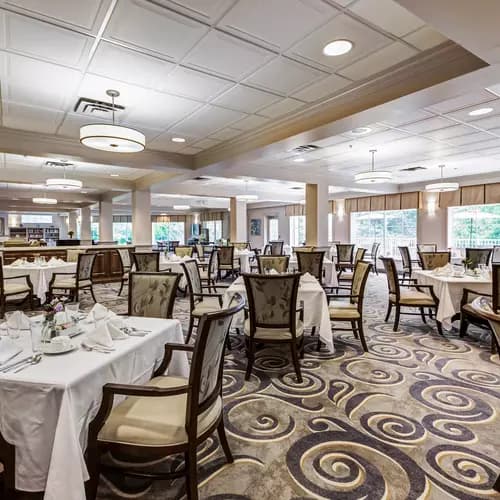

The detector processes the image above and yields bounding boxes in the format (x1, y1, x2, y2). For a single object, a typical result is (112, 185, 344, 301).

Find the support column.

(68, 210, 78, 237)
(132, 189, 152, 250)
(229, 197, 247, 242)
(305, 183, 329, 246)
(99, 200, 113, 243)
(80, 206, 92, 245)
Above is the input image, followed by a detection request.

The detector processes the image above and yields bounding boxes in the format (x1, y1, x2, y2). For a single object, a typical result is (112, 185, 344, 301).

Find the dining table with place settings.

(223, 272, 334, 352)
(159, 254, 197, 290)
(3, 258, 77, 302)
(0, 307, 189, 500)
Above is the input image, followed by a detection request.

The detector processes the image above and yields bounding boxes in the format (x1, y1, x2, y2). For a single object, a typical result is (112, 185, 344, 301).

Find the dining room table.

(159, 254, 198, 291)
(288, 257, 338, 287)
(413, 269, 492, 330)
(223, 273, 334, 352)
(3, 259, 77, 302)
(234, 249, 255, 273)
(0, 314, 189, 500)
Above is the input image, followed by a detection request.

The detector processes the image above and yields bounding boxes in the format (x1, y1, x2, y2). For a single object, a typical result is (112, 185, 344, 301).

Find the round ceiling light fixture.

(80, 90, 145, 153)
(425, 164, 459, 192)
(354, 149, 393, 184)
(350, 127, 372, 135)
(468, 107, 493, 117)
(293, 157, 306, 163)
(171, 137, 186, 143)
(33, 196, 57, 205)
(323, 39, 353, 56)
(173, 205, 190, 210)
(45, 178, 82, 190)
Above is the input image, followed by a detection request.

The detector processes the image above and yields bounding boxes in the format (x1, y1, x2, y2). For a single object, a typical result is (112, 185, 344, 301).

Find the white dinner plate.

(41, 343, 77, 355)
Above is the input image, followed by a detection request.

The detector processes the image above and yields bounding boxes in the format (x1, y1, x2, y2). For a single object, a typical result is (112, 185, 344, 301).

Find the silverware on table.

(81, 341, 112, 354)
(13, 354, 42, 373)
(0, 355, 32, 373)
(0, 350, 21, 367)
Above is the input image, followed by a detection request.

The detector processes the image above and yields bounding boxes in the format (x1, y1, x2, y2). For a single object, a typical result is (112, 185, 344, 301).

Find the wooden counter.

(0, 245, 136, 283)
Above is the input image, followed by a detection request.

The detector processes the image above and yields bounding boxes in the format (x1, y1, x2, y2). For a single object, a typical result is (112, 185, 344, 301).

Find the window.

(289, 215, 306, 247)
(113, 222, 132, 245)
(91, 222, 99, 241)
(202, 220, 222, 242)
(328, 213, 333, 243)
(351, 209, 417, 257)
(152, 222, 185, 245)
(21, 215, 52, 224)
(268, 217, 279, 241)
(448, 204, 500, 249)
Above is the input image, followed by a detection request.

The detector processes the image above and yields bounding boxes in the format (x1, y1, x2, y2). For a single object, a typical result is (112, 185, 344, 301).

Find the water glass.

(30, 319, 44, 354)
(5, 312, 19, 340)
(65, 302, 80, 323)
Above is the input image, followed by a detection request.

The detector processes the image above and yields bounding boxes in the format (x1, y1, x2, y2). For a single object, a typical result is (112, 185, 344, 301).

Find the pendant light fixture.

(33, 195, 57, 205)
(425, 164, 459, 192)
(236, 180, 258, 201)
(80, 90, 145, 153)
(355, 149, 393, 184)
(46, 163, 82, 190)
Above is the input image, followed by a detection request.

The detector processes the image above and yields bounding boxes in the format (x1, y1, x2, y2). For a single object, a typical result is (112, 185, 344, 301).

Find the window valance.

(200, 211, 225, 221)
(285, 204, 305, 216)
(151, 215, 186, 223)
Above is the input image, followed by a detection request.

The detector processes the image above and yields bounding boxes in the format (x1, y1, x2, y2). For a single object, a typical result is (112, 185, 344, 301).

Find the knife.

(0, 355, 32, 373)
(0, 350, 21, 367)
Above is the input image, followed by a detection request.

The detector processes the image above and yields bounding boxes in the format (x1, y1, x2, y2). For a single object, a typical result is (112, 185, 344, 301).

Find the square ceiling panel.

(466, 114, 500, 130)
(288, 13, 391, 71)
(89, 41, 175, 89)
(2, 102, 64, 134)
(422, 124, 475, 140)
(156, 0, 236, 24)
(212, 85, 281, 113)
(246, 56, 326, 94)
(219, 0, 338, 51)
(259, 98, 305, 119)
(445, 99, 500, 123)
(184, 30, 274, 80)
(399, 116, 456, 133)
(208, 127, 242, 140)
(403, 26, 448, 51)
(444, 132, 495, 146)
(425, 89, 496, 114)
(105, 0, 208, 60)
(231, 114, 269, 131)
(292, 73, 352, 102)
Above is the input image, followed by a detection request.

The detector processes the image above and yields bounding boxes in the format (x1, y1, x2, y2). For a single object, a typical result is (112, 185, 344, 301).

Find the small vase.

(41, 320, 57, 343)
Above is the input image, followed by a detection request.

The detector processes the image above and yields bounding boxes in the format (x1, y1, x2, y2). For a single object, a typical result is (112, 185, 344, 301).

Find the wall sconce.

(427, 195, 437, 216)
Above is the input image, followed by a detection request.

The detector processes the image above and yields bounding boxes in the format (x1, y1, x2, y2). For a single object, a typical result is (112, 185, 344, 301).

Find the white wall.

(417, 207, 448, 249)
(247, 205, 289, 248)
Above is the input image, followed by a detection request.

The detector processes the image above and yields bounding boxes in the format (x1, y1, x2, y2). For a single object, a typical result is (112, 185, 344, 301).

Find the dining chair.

(459, 263, 499, 354)
(182, 259, 230, 343)
(175, 246, 194, 258)
(293, 246, 314, 253)
(217, 246, 240, 279)
(465, 248, 493, 269)
(199, 249, 218, 292)
(256, 255, 289, 273)
(132, 252, 160, 272)
(296, 251, 325, 282)
(269, 241, 284, 255)
(169, 240, 180, 253)
(492, 246, 500, 264)
(338, 248, 366, 284)
(326, 260, 372, 352)
(243, 273, 303, 382)
(381, 257, 442, 334)
(417, 243, 437, 252)
(47, 252, 97, 303)
(365, 242, 380, 275)
(336, 244, 355, 270)
(117, 248, 132, 296)
(232, 242, 250, 251)
(85, 297, 245, 500)
(0, 256, 34, 318)
(128, 272, 181, 319)
(0, 431, 15, 499)
(418, 251, 451, 270)
(398, 246, 419, 283)
(262, 244, 272, 255)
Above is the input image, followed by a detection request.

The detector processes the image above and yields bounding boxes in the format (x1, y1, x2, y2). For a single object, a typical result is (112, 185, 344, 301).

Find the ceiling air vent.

(45, 160, 74, 167)
(73, 96, 125, 115)
(400, 166, 427, 172)
(291, 144, 321, 154)
(290, 186, 303, 190)
(192, 176, 210, 181)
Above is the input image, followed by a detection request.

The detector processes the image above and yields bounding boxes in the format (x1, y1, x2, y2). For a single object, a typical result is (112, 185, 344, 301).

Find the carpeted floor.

(79, 275, 499, 500)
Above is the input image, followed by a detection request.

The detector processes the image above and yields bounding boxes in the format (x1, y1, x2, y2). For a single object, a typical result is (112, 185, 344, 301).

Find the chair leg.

(84, 444, 100, 500)
(459, 315, 469, 338)
(290, 342, 303, 384)
(217, 419, 234, 464)
(393, 306, 401, 332)
(117, 279, 124, 296)
(245, 340, 255, 381)
(351, 320, 359, 339)
(358, 320, 368, 352)
(89, 286, 97, 303)
(185, 447, 199, 500)
(374, 261, 378, 275)
(419, 307, 427, 324)
(436, 319, 444, 336)
(310, 326, 316, 336)
(384, 303, 392, 322)
(186, 316, 195, 344)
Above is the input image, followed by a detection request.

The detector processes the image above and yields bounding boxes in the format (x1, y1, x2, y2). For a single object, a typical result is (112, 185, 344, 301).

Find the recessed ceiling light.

(323, 39, 353, 57)
(173, 205, 190, 210)
(293, 157, 306, 163)
(171, 137, 186, 143)
(350, 127, 372, 135)
(110, 174, 119, 177)
(468, 107, 494, 116)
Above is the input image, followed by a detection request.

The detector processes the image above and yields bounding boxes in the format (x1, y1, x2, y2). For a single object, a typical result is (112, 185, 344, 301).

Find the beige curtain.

(485, 183, 500, 204)
(385, 194, 401, 210)
(461, 185, 485, 206)
(439, 189, 461, 208)
(401, 192, 419, 210)
(285, 204, 305, 216)
(329, 200, 336, 214)
(113, 215, 132, 223)
(151, 215, 186, 223)
(357, 197, 370, 212)
(345, 198, 357, 213)
(200, 211, 225, 221)
(370, 195, 385, 211)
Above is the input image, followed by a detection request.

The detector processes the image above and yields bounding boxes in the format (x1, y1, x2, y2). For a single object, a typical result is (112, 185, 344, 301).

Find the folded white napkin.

(182, 255, 193, 260)
(107, 318, 128, 340)
(169, 255, 181, 262)
(10, 259, 24, 267)
(432, 263, 454, 276)
(301, 272, 317, 282)
(48, 257, 65, 266)
(87, 303, 111, 323)
(5, 311, 30, 330)
(0, 337, 23, 364)
(268, 269, 279, 275)
(471, 296, 495, 315)
(86, 322, 114, 348)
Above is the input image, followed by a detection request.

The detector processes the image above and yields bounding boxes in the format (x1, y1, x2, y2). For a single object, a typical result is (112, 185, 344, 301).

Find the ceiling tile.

(288, 13, 391, 71)
(292, 73, 351, 102)
(4, 0, 108, 32)
(191, 138, 220, 149)
(219, 0, 338, 51)
(399, 116, 456, 133)
(89, 41, 175, 89)
(359, 128, 412, 145)
(232, 114, 269, 131)
(382, 109, 434, 126)
(4, 53, 81, 109)
(422, 124, 476, 140)
(183, 30, 274, 79)
(160, 66, 233, 101)
(467, 115, 500, 130)
(155, 0, 236, 24)
(348, 0, 425, 37)
(147, 131, 201, 152)
(208, 127, 242, 140)
(444, 132, 496, 146)
(105, 0, 208, 60)
(2, 102, 64, 134)
(425, 90, 497, 114)
(5, 13, 92, 68)
(403, 26, 448, 51)
(246, 56, 326, 94)
(258, 98, 305, 118)
(445, 99, 500, 122)
(212, 85, 280, 113)
(179, 146, 203, 154)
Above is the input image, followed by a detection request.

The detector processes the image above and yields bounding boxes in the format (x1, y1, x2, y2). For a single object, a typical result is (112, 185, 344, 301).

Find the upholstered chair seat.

(243, 318, 304, 340)
(192, 297, 222, 317)
(328, 301, 360, 319)
(3, 282, 32, 295)
(53, 277, 92, 289)
(219, 262, 240, 270)
(392, 290, 436, 306)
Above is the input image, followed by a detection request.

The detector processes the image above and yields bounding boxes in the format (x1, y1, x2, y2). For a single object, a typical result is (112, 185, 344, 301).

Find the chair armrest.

(154, 342, 194, 375)
(3, 274, 32, 281)
(202, 283, 230, 290)
(405, 284, 439, 302)
(326, 294, 359, 303)
(461, 288, 492, 306)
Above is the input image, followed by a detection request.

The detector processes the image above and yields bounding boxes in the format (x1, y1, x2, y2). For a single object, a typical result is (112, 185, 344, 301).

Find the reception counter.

(0, 245, 136, 283)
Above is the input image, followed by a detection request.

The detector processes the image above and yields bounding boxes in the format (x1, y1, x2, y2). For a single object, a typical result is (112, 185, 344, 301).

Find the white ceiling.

(0, 0, 447, 155)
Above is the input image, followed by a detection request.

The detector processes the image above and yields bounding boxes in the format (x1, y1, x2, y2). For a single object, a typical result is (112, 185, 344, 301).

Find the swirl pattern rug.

(85, 275, 500, 500)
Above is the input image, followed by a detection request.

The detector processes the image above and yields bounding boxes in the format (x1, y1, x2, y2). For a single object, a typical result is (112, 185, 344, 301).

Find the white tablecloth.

(3, 262, 77, 301)
(223, 275, 334, 352)
(289, 257, 337, 286)
(413, 270, 492, 330)
(235, 250, 255, 273)
(0, 316, 188, 499)
(160, 257, 199, 290)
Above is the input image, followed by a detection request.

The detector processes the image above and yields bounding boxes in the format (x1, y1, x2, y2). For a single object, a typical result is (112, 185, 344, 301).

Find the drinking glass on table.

(5, 312, 20, 340)
(65, 302, 80, 324)
(30, 318, 44, 354)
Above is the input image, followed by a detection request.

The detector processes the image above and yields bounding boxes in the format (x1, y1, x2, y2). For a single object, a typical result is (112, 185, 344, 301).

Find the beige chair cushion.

(52, 278, 92, 289)
(219, 263, 240, 270)
(390, 291, 435, 306)
(244, 318, 304, 340)
(3, 282, 30, 295)
(462, 303, 482, 317)
(98, 376, 222, 448)
(339, 272, 354, 281)
(192, 297, 222, 316)
(329, 301, 360, 319)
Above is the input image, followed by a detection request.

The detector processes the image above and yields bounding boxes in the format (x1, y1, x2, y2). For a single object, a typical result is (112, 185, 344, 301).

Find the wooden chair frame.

(132, 252, 160, 273)
(0, 256, 34, 319)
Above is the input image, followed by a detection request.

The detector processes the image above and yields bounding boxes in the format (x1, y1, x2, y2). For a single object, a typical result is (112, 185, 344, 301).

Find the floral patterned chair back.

(417, 243, 437, 252)
(117, 248, 131, 271)
(233, 242, 249, 251)
(257, 255, 289, 274)
(128, 272, 181, 318)
(419, 251, 451, 270)
(195, 244, 205, 259)
(371, 242, 380, 258)
(293, 246, 314, 253)
(354, 247, 366, 264)
(132, 252, 159, 272)
(399, 246, 412, 273)
(182, 259, 204, 313)
(186, 296, 244, 426)
(296, 251, 325, 281)
(207, 249, 219, 279)
(174, 246, 194, 258)
(493, 264, 500, 314)
(67, 249, 86, 263)
(243, 273, 300, 331)
(217, 246, 234, 266)
(465, 248, 492, 269)
(336, 244, 354, 264)
(78, 253, 96, 282)
(269, 241, 284, 255)
(350, 261, 372, 308)
(381, 257, 400, 300)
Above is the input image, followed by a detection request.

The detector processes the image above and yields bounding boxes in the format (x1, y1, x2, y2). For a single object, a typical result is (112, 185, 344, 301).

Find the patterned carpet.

(79, 275, 500, 500)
